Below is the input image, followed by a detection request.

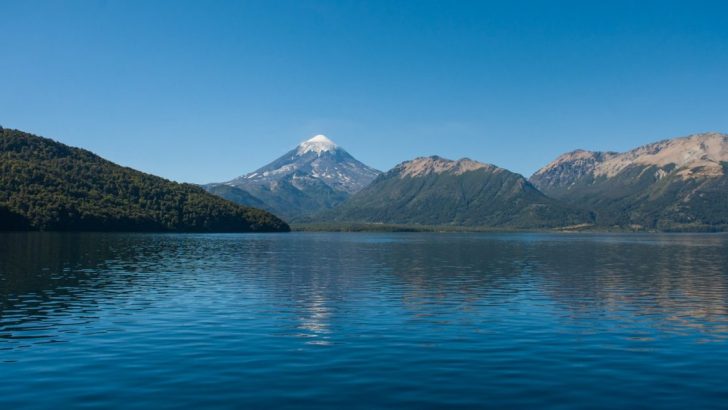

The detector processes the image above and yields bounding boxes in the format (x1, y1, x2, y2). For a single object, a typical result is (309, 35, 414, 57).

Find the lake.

(1, 232, 728, 409)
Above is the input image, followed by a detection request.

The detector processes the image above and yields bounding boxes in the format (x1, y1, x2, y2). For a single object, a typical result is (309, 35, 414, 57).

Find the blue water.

(1, 232, 728, 409)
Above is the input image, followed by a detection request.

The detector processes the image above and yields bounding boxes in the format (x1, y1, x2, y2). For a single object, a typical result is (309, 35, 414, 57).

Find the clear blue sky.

(2, 0, 727, 183)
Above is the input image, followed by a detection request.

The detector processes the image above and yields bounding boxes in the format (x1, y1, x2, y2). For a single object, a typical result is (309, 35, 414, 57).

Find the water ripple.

(1, 232, 728, 408)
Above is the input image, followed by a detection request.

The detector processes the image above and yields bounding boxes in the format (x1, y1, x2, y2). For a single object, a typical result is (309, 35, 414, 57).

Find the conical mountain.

(322, 156, 592, 228)
(530, 132, 728, 230)
(206, 135, 380, 219)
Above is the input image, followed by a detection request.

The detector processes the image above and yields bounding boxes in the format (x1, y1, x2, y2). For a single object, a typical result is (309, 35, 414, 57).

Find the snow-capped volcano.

(297, 134, 337, 155)
(206, 134, 380, 219)
(238, 134, 379, 193)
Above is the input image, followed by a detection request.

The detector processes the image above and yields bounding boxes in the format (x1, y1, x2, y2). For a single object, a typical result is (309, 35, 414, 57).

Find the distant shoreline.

(290, 223, 728, 234)
(1, 225, 727, 234)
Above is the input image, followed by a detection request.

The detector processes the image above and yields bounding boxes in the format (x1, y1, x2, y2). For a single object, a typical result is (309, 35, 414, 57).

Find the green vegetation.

(0, 128, 289, 232)
(536, 164, 728, 232)
(293, 222, 601, 232)
(318, 165, 594, 228)
(293, 222, 490, 232)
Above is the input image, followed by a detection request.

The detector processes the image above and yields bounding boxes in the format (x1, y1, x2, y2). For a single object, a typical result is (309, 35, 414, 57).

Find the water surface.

(1, 232, 728, 408)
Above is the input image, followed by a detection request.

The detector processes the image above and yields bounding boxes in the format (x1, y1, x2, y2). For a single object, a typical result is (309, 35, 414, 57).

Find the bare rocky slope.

(530, 132, 728, 230)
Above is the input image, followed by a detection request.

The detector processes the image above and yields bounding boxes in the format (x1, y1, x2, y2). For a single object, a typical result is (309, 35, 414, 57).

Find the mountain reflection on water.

(1, 232, 727, 408)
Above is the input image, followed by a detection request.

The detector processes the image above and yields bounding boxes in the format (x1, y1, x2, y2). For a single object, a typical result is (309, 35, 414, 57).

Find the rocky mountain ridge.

(530, 132, 728, 230)
(320, 155, 592, 228)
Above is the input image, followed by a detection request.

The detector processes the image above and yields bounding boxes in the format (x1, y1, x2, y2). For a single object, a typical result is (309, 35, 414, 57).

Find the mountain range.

(2, 127, 727, 232)
(204, 131, 728, 231)
(530, 132, 728, 231)
(322, 156, 592, 228)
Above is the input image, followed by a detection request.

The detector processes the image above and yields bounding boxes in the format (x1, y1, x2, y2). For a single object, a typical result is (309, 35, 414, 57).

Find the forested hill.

(321, 156, 593, 228)
(0, 127, 289, 232)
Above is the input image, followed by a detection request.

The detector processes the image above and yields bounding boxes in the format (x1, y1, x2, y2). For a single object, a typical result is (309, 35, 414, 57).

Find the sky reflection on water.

(1, 232, 727, 409)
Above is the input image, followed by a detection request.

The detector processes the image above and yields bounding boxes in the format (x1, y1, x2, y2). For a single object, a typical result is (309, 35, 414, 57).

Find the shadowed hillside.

(0, 128, 289, 232)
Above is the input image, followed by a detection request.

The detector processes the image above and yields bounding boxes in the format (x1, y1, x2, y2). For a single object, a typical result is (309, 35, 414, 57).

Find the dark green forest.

(0, 127, 289, 232)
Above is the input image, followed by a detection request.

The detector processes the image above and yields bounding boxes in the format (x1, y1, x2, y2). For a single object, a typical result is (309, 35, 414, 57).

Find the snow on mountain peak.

(297, 134, 338, 155)
(308, 134, 333, 143)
